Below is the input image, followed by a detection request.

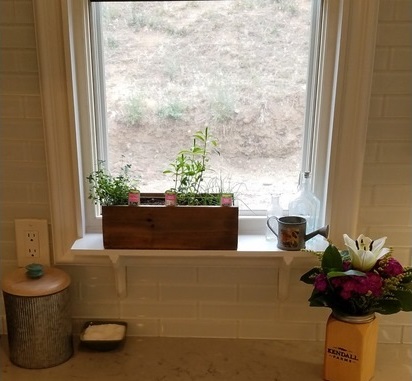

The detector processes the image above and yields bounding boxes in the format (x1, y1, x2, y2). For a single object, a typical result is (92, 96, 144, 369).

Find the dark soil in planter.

(140, 193, 165, 205)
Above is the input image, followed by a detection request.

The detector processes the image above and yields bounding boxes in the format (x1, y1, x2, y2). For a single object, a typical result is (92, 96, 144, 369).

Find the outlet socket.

(15, 219, 50, 267)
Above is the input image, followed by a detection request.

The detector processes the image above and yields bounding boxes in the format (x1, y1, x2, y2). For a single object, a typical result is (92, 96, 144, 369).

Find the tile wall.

(0, 0, 411, 343)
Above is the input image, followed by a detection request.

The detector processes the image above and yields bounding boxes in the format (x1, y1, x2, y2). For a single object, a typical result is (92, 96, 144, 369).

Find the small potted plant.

(87, 129, 239, 250)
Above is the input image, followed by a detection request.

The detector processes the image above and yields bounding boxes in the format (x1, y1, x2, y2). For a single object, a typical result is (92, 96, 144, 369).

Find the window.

(33, 0, 379, 262)
(88, 0, 321, 218)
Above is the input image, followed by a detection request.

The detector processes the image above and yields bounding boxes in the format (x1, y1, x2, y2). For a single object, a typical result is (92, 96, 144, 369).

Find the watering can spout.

(305, 225, 329, 242)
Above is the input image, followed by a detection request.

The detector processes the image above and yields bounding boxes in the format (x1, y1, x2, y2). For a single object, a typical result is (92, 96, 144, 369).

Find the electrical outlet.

(15, 219, 50, 267)
(25, 230, 40, 258)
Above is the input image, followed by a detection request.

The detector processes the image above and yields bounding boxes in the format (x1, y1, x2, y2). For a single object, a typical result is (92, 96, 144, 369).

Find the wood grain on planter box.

(102, 205, 239, 250)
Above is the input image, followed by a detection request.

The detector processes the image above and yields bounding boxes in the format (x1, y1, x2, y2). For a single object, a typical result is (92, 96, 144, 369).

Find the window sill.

(71, 233, 327, 263)
(71, 234, 326, 300)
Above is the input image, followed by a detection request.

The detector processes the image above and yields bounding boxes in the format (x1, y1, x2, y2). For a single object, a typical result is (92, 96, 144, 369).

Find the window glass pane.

(93, 0, 313, 211)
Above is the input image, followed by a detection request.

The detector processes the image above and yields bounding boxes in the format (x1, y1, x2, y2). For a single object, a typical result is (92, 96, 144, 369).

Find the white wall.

(1, 0, 411, 343)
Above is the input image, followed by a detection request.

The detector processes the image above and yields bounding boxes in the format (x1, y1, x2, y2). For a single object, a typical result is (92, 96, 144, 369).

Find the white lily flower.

(343, 234, 391, 271)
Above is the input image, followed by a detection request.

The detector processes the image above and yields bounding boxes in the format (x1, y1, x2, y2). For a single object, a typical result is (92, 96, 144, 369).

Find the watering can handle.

(266, 216, 278, 237)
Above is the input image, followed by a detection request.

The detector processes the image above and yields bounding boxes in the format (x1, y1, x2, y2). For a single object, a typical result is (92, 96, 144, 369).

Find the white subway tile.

(1, 118, 44, 139)
(383, 95, 412, 117)
(0, 1, 14, 24)
(374, 185, 411, 205)
(161, 284, 237, 302)
(1, 203, 50, 222)
(372, 72, 412, 94)
(377, 24, 412, 46)
(23, 95, 42, 118)
(287, 284, 317, 303)
(378, 141, 412, 163)
(360, 185, 374, 206)
(238, 285, 277, 303)
(2, 74, 40, 94)
(1, 221, 16, 241)
(127, 266, 197, 284)
(364, 141, 379, 163)
(68, 280, 81, 301)
(402, 325, 412, 344)
(316, 322, 327, 341)
(363, 163, 411, 185)
(126, 283, 159, 301)
(368, 96, 384, 117)
(127, 319, 159, 336)
(379, 311, 412, 325)
(81, 283, 118, 301)
(373, 47, 390, 70)
(358, 206, 411, 226)
(239, 320, 317, 340)
(367, 119, 411, 140)
(390, 47, 412, 70)
(160, 319, 237, 338)
(70, 301, 120, 318)
(198, 266, 277, 285)
(30, 182, 50, 204)
(279, 303, 330, 322)
(29, 141, 47, 162)
(1, 161, 48, 183)
(200, 302, 276, 320)
(14, 1, 35, 24)
(63, 265, 116, 284)
(0, 25, 36, 48)
(0, 242, 18, 261)
(390, 248, 412, 266)
(0, 95, 24, 117)
(367, 226, 412, 247)
(393, 0, 412, 21)
(378, 0, 395, 21)
(0, 140, 30, 161)
(121, 301, 197, 319)
(379, 325, 403, 343)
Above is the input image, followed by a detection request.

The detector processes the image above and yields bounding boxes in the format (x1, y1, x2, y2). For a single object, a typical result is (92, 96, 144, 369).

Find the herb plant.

(163, 127, 223, 205)
(87, 161, 139, 206)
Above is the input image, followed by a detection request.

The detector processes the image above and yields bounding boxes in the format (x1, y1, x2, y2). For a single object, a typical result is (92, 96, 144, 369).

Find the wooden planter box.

(102, 195, 239, 250)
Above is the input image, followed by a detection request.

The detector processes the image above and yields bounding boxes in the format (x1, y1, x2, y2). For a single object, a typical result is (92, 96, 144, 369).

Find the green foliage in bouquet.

(300, 234, 412, 316)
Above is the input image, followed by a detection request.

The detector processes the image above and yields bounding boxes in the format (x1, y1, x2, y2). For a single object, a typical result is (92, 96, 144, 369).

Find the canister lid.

(2, 267, 71, 296)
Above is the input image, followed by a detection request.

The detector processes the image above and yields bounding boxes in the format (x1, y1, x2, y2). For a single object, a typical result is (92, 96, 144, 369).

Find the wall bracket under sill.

(73, 234, 327, 300)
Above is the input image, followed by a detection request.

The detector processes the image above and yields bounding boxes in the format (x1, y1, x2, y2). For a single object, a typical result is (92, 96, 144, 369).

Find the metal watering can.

(267, 215, 329, 251)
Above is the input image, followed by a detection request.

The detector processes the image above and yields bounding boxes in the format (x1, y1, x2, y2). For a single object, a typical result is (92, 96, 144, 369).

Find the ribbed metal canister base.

(3, 288, 73, 369)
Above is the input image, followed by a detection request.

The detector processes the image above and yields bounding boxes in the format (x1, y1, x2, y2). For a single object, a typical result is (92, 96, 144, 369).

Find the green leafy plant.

(300, 234, 412, 316)
(123, 95, 144, 126)
(163, 127, 223, 205)
(157, 101, 185, 120)
(86, 161, 139, 206)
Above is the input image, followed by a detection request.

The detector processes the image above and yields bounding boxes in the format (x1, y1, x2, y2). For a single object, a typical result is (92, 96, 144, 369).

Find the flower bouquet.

(300, 234, 412, 316)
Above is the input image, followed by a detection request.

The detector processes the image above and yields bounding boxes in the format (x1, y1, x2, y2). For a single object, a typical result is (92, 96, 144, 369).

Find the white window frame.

(33, 0, 380, 264)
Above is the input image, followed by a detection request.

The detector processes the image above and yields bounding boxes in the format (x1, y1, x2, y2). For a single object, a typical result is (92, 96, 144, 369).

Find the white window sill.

(70, 233, 327, 300)
(71, 233, 327, 263)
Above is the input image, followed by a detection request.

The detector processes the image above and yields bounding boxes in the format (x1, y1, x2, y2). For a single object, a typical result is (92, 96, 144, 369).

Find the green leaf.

(375, 299, 402, 315)
(308, 290, 328, 307)
(300, 267, 321, 284)
(327, 270, 365, 278)
(321, 245, 343, 271)
(393, 290, 412, 311)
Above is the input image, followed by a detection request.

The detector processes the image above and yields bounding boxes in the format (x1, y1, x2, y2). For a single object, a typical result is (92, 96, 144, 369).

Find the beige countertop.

(1, 336, 410, 380)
